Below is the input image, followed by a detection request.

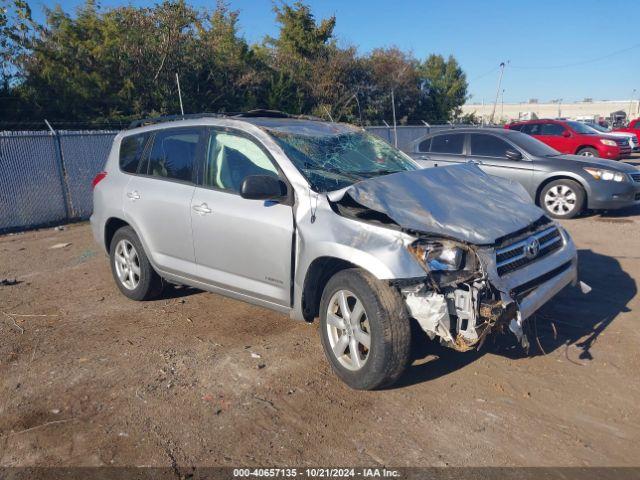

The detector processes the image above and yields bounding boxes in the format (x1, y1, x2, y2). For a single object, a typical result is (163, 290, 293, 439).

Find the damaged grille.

(496, 226, 563, 276)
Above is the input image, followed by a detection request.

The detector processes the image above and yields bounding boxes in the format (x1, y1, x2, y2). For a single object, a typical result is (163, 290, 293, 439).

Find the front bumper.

(515, 258, 576, 320)
(587, 181, 640, 210)
(404, 226, 580, 351)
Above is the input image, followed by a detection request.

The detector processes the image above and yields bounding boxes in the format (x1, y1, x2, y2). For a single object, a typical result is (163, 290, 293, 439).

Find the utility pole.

(629, 89, 637, 118)
(176, 73, 184, 116)
(489, 62, 506, 125)
(391, 88, 398, 148)
(558, 98, 563, 119)
(501, 89, 505, 122)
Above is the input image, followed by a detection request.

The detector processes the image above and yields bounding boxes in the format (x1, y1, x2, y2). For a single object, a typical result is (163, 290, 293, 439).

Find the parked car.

(584, 123, 639, 152)
(506, 119, 631, 159)
(410, 128, 640, 219)
(615, 118, 640, 142)
(91, 112, 585, 390)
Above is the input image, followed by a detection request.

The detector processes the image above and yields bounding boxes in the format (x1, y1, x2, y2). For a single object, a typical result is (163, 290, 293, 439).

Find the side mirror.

(240, 175, 287, 201)
(505, 149, 523, 161)
(562, 130, 571, 138)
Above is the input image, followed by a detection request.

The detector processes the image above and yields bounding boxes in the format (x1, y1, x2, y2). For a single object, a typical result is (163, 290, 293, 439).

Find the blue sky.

(32, 0, 640, 104)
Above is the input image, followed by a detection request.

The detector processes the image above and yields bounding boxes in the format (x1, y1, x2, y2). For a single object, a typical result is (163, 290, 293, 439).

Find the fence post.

(44, 119, 74, 220)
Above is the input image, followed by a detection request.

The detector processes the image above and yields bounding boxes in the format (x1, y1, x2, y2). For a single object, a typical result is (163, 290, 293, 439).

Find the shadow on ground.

(396, 249, 636, 388)
(161, 284, 203, 300)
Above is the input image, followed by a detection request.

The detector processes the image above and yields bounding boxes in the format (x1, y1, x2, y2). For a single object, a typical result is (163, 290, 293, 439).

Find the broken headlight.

(408, 241, 464, 271)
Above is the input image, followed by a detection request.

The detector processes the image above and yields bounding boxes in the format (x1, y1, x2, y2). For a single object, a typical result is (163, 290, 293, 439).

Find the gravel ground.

(1, 202, 639, 467)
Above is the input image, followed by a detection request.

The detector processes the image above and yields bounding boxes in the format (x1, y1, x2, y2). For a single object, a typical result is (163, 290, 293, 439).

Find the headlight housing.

(583, 167, 626, 182)
(408, 241, 464, 271)
(600, 139, 617, 147)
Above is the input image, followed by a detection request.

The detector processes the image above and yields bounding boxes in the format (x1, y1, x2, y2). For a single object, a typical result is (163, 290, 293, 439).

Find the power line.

(469, 65, 500, 82)
(510, 42, 640, 70)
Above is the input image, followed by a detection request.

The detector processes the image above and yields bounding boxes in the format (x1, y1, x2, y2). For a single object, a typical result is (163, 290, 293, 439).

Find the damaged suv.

(91, 111, 585, 390)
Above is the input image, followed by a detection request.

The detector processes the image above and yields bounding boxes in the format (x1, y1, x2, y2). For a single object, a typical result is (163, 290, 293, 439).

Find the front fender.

(290, 198, 425, 321)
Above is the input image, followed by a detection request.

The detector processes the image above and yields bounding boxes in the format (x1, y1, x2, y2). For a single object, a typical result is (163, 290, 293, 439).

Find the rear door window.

(119, 134, 149, 174)
(147, 128, 201, 182)
(520, 123, 542, 135)
(430, 134, 465, 154)
(540, 123, 565, 136)
(469, 134, 511, 158)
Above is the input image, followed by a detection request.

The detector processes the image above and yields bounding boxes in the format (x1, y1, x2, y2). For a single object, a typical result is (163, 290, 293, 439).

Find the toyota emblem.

(524, 236, 540, 259)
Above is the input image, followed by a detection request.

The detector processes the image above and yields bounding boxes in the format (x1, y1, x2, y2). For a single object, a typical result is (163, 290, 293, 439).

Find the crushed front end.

(398, 218, 581, 351)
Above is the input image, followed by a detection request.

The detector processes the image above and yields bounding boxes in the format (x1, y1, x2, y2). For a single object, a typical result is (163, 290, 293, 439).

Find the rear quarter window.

(418, 137, 431, 152)
(119, 134, 149, 174)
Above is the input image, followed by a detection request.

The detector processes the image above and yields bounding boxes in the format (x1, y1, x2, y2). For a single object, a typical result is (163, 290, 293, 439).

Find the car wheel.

(109, 226, 163, 301)
(540, 179, 585, 219)
(319, 268, 411, 390)
(577, 147, 599, 158)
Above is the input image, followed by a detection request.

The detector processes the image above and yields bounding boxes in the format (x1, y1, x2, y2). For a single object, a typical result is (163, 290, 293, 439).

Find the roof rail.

(126, 109, 314, 129)
(127, 113, 224, 129)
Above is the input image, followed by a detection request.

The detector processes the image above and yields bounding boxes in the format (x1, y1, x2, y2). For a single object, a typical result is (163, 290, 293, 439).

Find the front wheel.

(319, 269, 411, 390)
(577, 147, 599, 158)
(539, 179, 585, 219)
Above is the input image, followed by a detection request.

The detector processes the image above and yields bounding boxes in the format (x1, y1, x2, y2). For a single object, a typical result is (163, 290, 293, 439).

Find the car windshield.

(508, 130, 562, 157)
(567, 121, 596, 134)
(268, 130, 418, 192)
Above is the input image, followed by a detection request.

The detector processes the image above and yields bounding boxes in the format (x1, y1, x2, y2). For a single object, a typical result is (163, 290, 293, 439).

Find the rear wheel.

(109, 226, 163, 300)
(577, 147, 599, 158)
(319, 268, 411, 390)
(540, 179, 585, 219)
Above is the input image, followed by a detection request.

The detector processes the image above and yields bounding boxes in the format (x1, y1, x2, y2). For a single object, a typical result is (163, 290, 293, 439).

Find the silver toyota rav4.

(91, 111, 586, 390)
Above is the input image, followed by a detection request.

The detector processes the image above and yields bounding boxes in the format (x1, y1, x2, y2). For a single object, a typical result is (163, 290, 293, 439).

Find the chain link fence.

(0, 124, 456, 233)
(0, 129, 117, 233)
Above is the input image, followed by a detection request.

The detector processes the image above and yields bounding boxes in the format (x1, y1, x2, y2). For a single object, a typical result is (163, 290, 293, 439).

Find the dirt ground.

(1, 202, 640, 467)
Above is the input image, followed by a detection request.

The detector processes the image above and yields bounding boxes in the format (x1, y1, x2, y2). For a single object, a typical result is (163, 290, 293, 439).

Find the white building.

(461, 99, 640, 124)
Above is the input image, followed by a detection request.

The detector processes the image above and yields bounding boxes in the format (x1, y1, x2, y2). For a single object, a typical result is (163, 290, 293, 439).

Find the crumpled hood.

(327, 163, 545, 245)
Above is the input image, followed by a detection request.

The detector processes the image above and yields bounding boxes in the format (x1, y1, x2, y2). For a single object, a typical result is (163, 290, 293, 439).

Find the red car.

(506, 119, 631, 160)
(615, 118, 640, 141)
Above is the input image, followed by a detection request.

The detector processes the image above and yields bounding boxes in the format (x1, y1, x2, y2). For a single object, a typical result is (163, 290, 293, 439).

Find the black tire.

(319, 268, 411, 390)
(109, 226, 163, 301)
(577, 146, 599, 158)
(539, 179, 585, 219)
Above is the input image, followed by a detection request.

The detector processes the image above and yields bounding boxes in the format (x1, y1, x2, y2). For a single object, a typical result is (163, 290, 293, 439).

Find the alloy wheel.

(544, 184, 577, 216)
(325, 290, 371, 371)
(114, 239, 141, 290)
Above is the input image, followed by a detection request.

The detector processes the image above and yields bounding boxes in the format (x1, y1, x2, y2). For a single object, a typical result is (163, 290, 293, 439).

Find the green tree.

(268, 1, 335, 58)
(361, 47, 420, 125)
(0, 0, 35, 119)
(414, 54, 468, 123)
(2, 0, 469, 127)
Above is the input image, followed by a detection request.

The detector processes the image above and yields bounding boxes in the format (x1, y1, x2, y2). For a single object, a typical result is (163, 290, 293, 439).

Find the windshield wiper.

(350, 169, 403, 177)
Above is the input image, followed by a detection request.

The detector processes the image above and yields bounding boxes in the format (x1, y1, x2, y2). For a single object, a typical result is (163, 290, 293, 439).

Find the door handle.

(192, 203, 212, 215)
(127, 190, 140, 200)
(467, 159, 483, 165)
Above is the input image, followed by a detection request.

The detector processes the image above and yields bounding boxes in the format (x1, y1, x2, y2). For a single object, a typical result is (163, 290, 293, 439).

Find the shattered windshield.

(268, 130, 418, 192)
